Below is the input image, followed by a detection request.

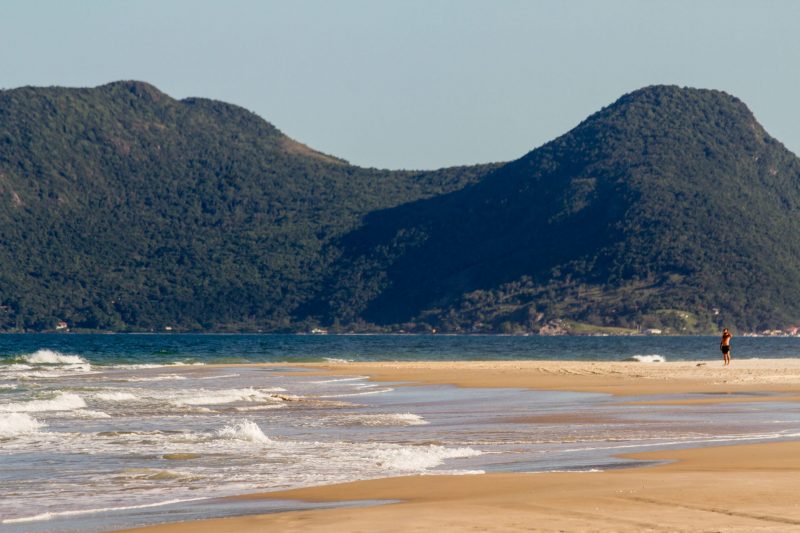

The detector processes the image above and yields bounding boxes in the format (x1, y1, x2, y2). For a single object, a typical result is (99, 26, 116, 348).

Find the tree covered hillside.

(0, 81, 494, 331)
(2, 82, 799, 333)
(310, 86, 800, 333)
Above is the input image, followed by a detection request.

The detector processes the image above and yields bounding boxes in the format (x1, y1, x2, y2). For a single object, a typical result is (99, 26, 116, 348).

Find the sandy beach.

(288, 358, 800, 398)
(115, 359, 800, 532)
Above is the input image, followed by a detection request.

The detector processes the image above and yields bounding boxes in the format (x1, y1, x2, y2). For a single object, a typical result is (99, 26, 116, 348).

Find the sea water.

(2, 333, 800, 363)
(2, 335, 800, 532)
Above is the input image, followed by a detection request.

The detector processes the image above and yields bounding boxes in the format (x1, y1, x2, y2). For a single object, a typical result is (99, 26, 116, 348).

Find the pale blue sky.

(2, 0, 798, 169)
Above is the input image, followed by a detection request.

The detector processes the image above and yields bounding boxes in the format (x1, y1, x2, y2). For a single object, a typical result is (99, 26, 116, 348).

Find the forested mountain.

(310, 85, 800, 333)
(1, 82, 799, 333)
(0, 81, 494, 331)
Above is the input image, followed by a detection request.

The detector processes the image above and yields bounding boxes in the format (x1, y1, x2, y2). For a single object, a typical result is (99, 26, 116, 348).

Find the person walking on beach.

(720, 328, 732, 366)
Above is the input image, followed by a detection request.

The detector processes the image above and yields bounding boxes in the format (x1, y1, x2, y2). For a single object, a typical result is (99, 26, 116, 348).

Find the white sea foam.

(0, 384, 18, 390)
(22, 349, 88, 365)
(323, 357, 351, 363)
(174, 388, 284, 406)
(340, 413, 429, 426)
(560, 431, 800, 453)
(8, 369, 94, 379)
(0, 412, 46, 437)
(310, 376, 369, 384)
(429, 469, 486, 476)
(111, 363, 167, 370)
(95, 391, 139, 401)
(2, 356, 93, 379)
(4, 364, 33, 371)
(0, 392, 86, 412)
(121, 468, 176, 479)
(1, 497, 207, 524)
(234, 404, 287, 412)
(110, 362, 205, 371)
(192, 406, 216, 413)
(626, 354, 666, 363)
(216, 419, 272, 443)
(5, 349, 94, 380)
(320, 387, 394, 398)
(124, 374, 187, 382)
(374, 444, 482, 471)
(69, 409, 112, 419)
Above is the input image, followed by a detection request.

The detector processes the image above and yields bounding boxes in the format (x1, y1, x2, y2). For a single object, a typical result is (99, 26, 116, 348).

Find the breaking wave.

(22, 349, 88, 365)
(625, 354, 666, 363)
(374, 444, 482, 471)
(0, 412, 46, 437)
(173, 387, 287, 406)
(95, 391, 139, 402)
(215, 419, 272, 443)
(0, 391, 86, 412)
(340, 413, 429, 427)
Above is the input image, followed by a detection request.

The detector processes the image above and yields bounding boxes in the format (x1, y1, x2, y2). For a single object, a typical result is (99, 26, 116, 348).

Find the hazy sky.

(2, 0, 798, 169)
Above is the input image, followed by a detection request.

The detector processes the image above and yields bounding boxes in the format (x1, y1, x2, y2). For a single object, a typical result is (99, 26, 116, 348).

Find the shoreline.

(240, 358, 800, 398)
(114, 359, 800, 532)
(118, 441, 800, 532)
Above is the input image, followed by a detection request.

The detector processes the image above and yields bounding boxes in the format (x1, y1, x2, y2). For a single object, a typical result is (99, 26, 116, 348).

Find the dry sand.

(118, 359, 800, 532)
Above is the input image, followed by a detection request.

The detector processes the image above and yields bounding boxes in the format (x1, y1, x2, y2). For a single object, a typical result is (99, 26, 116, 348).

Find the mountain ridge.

(1, 82, 798, 333)
(0, 80, 495, 331)
(307, 85, 800, 333)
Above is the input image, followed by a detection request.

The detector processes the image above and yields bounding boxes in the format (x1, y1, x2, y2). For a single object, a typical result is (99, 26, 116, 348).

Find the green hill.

(309, 86, 800, 333)
(0, 81, 494, 331)
(1, 82, 799, 333)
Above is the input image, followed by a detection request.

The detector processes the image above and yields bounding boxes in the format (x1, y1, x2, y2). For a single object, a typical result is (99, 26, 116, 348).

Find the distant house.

(538, 322, 567, 336)
(644, 328, 662, 335)
(310, 328, 328, 335)
(55, 321, 68, 330)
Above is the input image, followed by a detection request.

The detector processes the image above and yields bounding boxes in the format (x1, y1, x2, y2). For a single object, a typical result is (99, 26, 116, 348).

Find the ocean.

(2, 334, 800, 532)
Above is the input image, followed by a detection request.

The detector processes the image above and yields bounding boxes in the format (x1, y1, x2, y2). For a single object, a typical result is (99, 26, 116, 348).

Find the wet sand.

(118, 359, 800, 532)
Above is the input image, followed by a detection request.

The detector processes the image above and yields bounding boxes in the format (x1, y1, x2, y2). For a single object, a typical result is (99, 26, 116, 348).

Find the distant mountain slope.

(0, 81, 494, 331)
(2, 82, 799, 333)
(311, 86, 800, 333)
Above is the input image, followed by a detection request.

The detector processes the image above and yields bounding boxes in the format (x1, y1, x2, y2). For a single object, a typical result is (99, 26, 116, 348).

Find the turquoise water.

(2, 334, 800, 532)
(1, 333, 800, 365)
